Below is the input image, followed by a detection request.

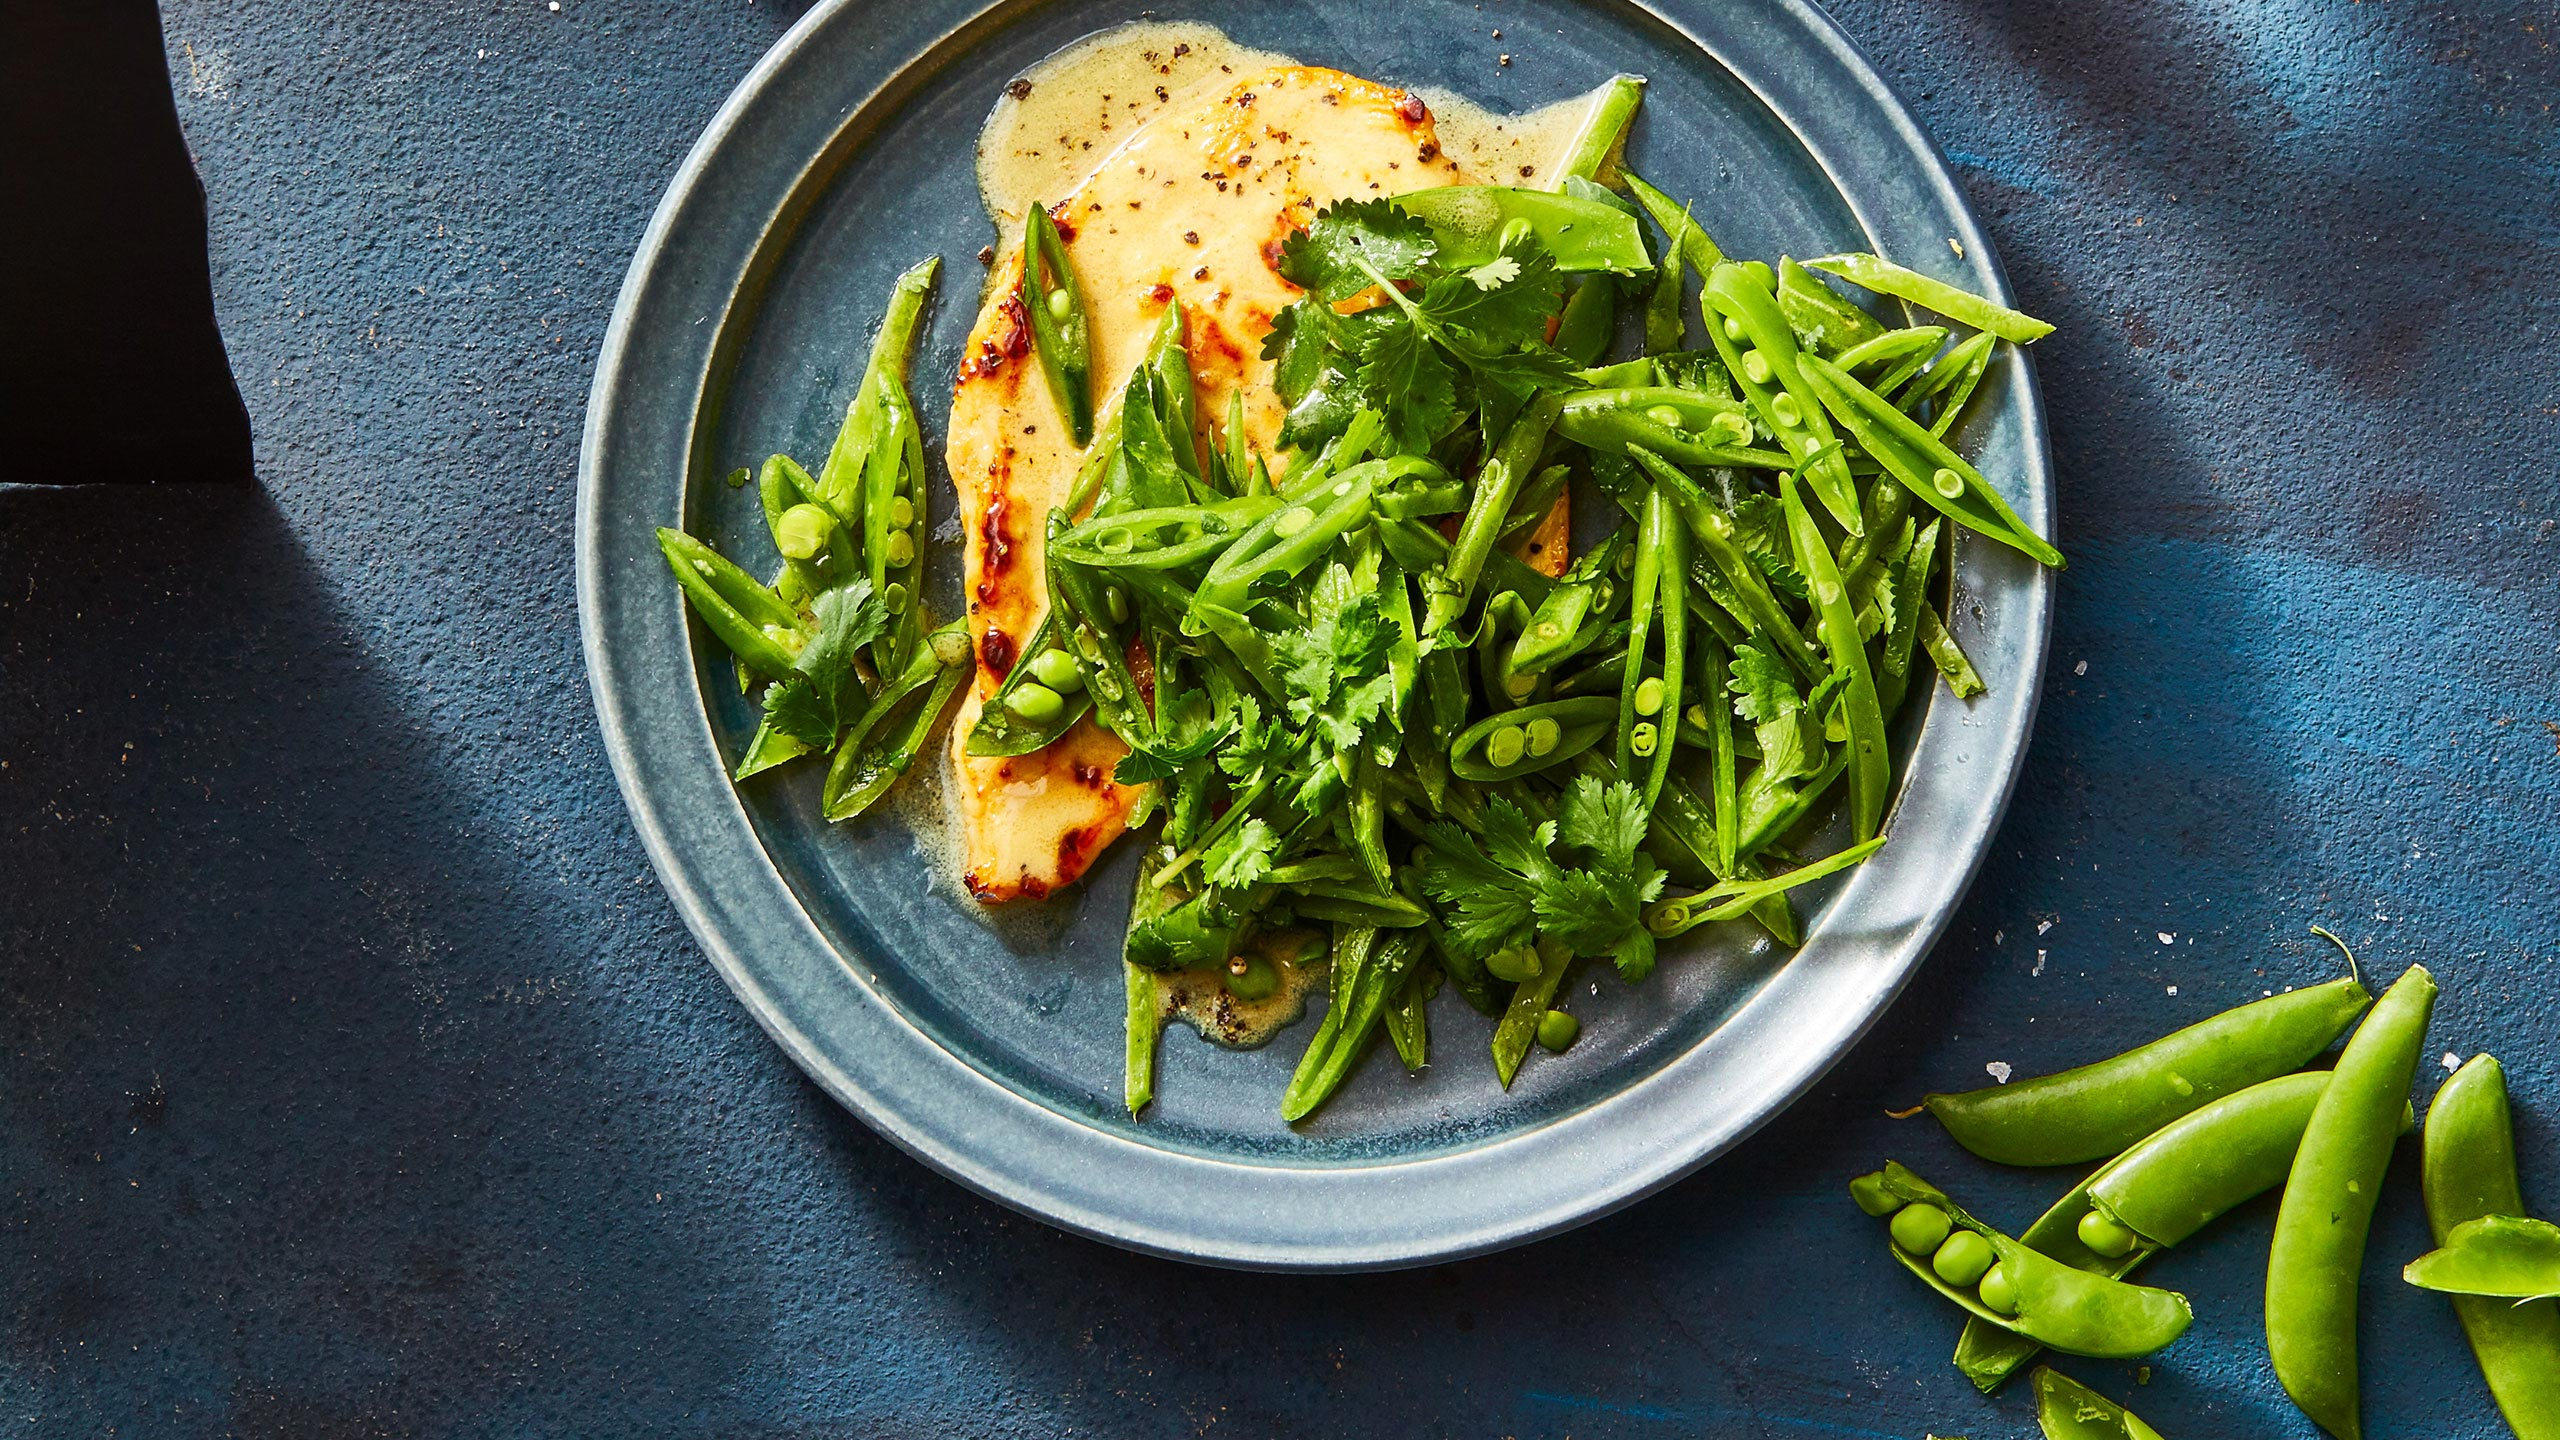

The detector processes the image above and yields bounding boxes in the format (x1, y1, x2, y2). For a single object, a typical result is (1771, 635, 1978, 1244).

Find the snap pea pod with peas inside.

(2411, 1053, 2560, 1437)
(2267, 962, 2436, 1440)
(1953, 1070, 2406, 1391)
(1918, 971, 2373, 1165)
(1850, 1163, 2194, 1359)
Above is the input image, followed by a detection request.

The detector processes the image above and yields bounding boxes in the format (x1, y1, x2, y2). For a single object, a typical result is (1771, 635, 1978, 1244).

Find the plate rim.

(578, 0, 2054, 1270)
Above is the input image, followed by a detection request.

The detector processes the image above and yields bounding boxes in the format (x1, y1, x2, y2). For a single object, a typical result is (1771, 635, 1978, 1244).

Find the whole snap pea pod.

(1555, 387, 1792, 471)
(1796, 352, 2063, 569)
(1803, 251, 2055, 344)
(2268, 963, 2437, 1440)
(1955, 1071, 2345, 1391)
(1921, 972, 2373, 1166)
(2414, 1054, 2560, 1437)
(1851, 1162, 2193, 1359)
(1702, 260, 1862, 534)
(1021, 203, 1093, 446)
(2032, 1367, 2166, 1440)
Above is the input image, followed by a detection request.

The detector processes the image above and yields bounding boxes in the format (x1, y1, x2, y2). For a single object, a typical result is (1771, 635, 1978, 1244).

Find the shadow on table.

(0, 485, 753, 1428)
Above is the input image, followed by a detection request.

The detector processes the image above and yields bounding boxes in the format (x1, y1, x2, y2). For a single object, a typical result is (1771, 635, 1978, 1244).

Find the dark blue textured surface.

(1, 0, 2551, 1434)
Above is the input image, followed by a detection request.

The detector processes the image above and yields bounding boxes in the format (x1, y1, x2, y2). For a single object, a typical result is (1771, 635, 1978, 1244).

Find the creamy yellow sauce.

(1157, 929, 1330, 1049)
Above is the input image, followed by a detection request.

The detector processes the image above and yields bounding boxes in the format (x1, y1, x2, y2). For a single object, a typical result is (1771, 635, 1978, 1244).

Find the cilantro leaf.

(1413, 242, 1562, 349)
(1558, 776, 1649, 874)
(1418, 821, 1538, 958)
(762, 674, 841, 748)
(1727, 642, 1801, 724)
(1729, 494, 1807, 600)
(1274, 565, 1402, 752)
(1205, 817, 1278, 890)
(1353, 312, 1459, 454)
(1278, 198, 1438, 302)
(764, 579, 889, 747)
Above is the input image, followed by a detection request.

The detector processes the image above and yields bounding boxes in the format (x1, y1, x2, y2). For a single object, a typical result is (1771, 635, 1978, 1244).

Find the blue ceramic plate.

(579, 0, 2053, 1269)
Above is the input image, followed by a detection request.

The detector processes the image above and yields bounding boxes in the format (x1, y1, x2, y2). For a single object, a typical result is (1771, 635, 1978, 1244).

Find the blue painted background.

(2, 1, 2552, 1435)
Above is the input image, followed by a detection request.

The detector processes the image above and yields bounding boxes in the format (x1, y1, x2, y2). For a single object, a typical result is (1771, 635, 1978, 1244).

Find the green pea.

(1741, 350, 1774, 385)
(1485, 724, 1527, 768)
(1933, 1229, 1995, 1287)
(1931, 466, 1966, 498)
(1613, 546, 1635, 578)
(885, 531, 918, 569)
(1629, 721, 1658, 757)
(1027, 648, 1083, 691)
(1634, 676, 1665, 715)
(1274, 506, 1315, 538)
(1045, 288, 1073, 320)
(1095, 527, 1135, 554)
(1684, 703, 1712, 731)
(1712, 412, 1756, 445)
(1224, 950, 1279, 1000)
(1976, 1262, 2018, 1316)
(1769, 392, 1803, 427)
(1721, 315, 1746, 342)
(2077, 1209, 2141, 1259)
(883, 581, 911, 614)
(1536, 1009, 1580, 1052)
(1104, 586, 1130, 624)
(774, 503, 836, 560)
(1485, 945, 1542, 983)
(1848, 1173, 1904, 1218)
(1004, 683, 1064, 722)
(890, 496, 916, 528)
(1502, 671, 1536, 701)
(1891, 1202, 1953, 1255)
(1644, 405, 1685, 429)
(1523, 716, 1561, 757)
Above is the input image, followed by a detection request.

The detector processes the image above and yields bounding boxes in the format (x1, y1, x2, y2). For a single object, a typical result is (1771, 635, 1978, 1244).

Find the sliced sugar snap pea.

(2031, 1367, 2166, 1440)
(1802, 251, 2055, 343)
(1022, 203, 1093, 445)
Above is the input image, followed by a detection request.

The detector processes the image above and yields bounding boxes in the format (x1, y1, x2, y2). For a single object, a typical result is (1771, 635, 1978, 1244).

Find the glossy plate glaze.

(578, 0, 2053, 1269)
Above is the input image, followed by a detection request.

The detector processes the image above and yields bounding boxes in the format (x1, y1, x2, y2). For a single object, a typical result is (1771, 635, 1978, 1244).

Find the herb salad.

(659, 73, 2061, 1123)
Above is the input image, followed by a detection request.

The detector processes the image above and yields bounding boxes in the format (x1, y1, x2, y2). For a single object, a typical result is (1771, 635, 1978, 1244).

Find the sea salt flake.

(2032, 949, 2047, 977)
(2442, 1052, 2462, 1072)
(2036, 918, 2055, 936)
(2074, 660, 2088, 676)
(1986, 1061, 2012, 1083)
(2166, 984, 2179, 995)
(2158, 931, 2175, 945)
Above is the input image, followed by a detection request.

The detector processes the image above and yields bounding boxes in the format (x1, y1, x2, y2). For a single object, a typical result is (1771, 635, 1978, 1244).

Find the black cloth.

(0, 1, 252, 484)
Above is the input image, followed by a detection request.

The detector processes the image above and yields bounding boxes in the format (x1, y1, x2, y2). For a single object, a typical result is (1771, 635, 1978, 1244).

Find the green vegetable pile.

(661, 76, 2067, 1123)
(1862, 931, 2560, 1439)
